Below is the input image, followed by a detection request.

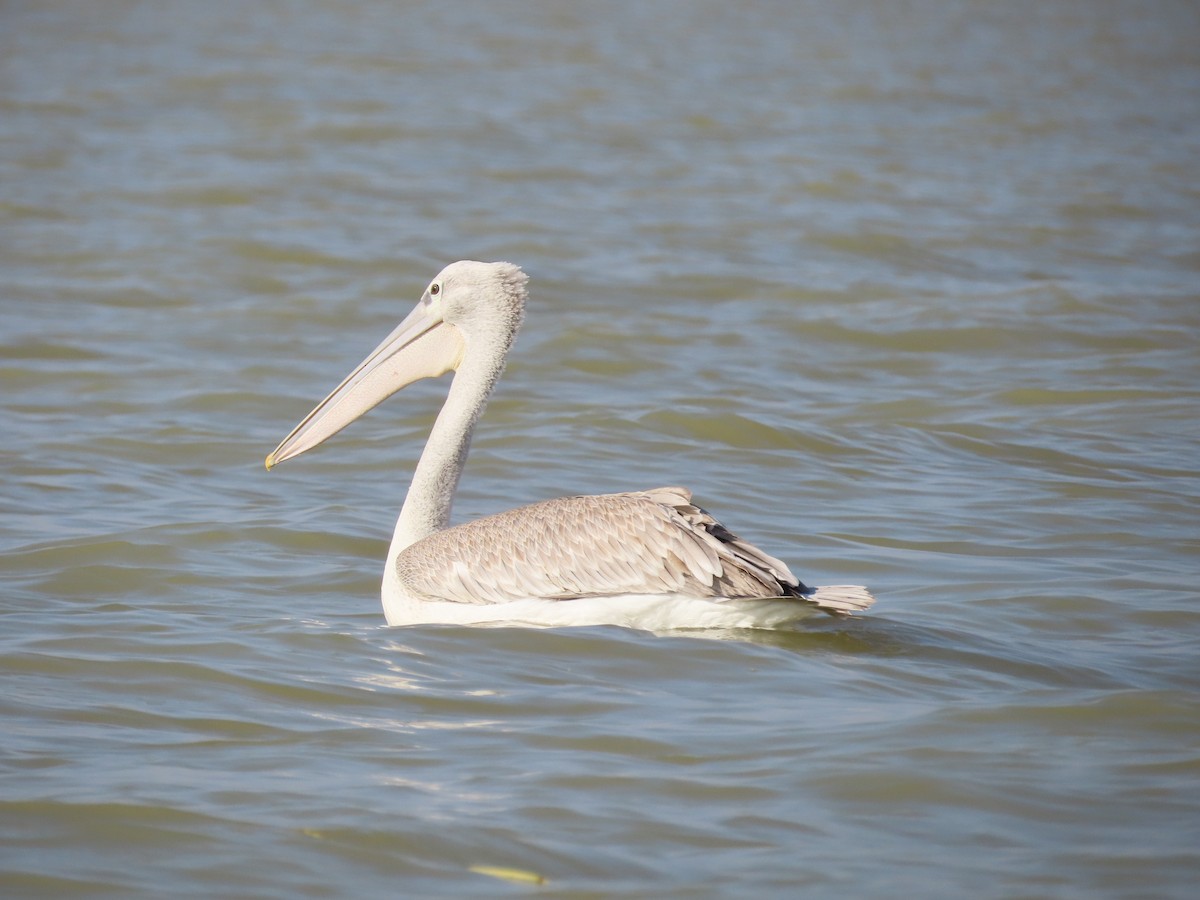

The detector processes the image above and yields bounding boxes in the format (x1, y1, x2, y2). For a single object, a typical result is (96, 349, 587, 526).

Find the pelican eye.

(429, 282, 441, 296)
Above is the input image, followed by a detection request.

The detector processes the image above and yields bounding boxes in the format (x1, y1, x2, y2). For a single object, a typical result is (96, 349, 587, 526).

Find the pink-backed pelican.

(267, 261, 874, 629)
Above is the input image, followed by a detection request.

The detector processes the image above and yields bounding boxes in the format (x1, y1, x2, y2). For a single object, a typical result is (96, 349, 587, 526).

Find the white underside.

(381, 591, 829, 631)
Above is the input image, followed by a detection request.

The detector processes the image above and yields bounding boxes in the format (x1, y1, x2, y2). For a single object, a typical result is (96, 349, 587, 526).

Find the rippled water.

(3, 1, 1199, 896)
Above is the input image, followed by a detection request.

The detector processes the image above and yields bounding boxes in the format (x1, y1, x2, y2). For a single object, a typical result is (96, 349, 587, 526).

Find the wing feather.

(394, 487, 810, 606)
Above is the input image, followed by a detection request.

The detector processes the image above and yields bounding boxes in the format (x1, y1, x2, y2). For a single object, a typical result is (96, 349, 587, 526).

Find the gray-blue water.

(3, 1, 1199, 896)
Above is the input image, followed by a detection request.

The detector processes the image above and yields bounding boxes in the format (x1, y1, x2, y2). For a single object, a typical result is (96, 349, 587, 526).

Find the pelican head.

(266, 260, 527, 469)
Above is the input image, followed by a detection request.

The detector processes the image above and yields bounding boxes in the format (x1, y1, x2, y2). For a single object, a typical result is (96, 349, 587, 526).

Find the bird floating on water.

(267, 261, 874, 630)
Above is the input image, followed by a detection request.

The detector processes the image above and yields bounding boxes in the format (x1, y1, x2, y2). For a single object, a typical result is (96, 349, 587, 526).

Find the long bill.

(266, 298, 465, 469)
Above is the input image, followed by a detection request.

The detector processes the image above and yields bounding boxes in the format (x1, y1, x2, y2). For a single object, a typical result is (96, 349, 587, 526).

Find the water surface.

(2, 1, 1199, 896)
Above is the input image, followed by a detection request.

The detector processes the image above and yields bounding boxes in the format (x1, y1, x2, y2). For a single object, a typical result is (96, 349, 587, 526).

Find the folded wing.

(395, 486, 824, 607)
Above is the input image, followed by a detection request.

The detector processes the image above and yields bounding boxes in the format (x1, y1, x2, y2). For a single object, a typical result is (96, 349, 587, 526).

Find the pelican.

(267, 261, 874, 630)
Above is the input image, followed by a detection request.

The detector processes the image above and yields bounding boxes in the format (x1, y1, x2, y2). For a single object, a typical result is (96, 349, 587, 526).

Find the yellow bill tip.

(265, 453, 277, 471)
